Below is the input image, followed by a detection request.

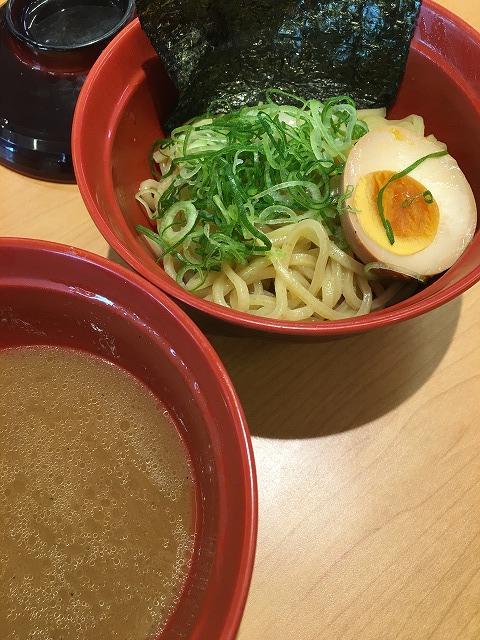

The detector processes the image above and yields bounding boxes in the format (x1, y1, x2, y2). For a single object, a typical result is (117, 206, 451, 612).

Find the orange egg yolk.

(354, 171, 440, 255)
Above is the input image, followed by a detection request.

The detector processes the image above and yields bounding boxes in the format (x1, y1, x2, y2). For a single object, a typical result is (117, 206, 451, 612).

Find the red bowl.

(72, 1, 480, 336)
(0, 238, 257, 640)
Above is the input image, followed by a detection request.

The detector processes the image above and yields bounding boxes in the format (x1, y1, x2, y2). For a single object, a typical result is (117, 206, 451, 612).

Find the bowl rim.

(72, 0, 480, 336)
(0, 236, 258, 640)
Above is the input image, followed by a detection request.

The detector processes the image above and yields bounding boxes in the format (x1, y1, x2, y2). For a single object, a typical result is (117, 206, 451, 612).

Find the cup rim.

(5, 0, 136, 53)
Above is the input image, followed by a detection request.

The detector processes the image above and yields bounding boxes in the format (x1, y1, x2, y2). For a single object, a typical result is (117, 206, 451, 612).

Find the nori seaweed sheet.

(136, 0, 421, 131)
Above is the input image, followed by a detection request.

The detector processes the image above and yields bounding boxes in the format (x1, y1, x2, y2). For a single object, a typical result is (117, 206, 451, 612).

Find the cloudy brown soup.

(0, 346, 195, 640)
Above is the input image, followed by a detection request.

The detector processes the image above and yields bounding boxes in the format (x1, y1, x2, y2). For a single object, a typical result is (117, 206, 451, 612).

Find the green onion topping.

(401, 189, 435, 209)
(136, 92, 368, 283)
(377, 150, 448, 245)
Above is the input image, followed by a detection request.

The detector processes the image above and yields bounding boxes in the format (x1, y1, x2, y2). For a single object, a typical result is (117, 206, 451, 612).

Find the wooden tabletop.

(2, 2, 480, 638)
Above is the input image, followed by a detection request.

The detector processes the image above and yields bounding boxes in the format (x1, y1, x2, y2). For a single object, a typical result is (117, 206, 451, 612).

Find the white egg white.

(342, 127, 477, 276)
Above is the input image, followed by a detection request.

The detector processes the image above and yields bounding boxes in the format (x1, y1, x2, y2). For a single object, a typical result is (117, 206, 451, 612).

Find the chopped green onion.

(401, 189, 435, 209)
(377, 150, 448, 245)
(139, 91, 369, 275)
(158, 201, 198, 245)
(423, 190, 434, 204)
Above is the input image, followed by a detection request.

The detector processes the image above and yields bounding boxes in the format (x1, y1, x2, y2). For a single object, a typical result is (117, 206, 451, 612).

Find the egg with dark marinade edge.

(341, 127, 477, 278)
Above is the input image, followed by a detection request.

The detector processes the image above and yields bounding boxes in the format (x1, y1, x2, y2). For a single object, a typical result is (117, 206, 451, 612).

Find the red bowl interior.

(72, 0, 480, 335)
(0, 238, 257, 640)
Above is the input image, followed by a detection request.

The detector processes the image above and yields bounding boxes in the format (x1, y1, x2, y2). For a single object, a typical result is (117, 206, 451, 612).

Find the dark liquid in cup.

(0, 0, 132, 180)
(24, 0, 124, 47)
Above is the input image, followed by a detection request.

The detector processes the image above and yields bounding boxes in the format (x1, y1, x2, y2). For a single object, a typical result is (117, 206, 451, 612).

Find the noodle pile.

(168, 219, 407, 320)
(136, 97, 427, 321)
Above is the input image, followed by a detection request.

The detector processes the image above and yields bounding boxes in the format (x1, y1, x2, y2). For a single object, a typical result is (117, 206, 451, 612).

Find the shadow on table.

(106, 247, 462, 439)
(207, 298, 462, 439)
(108, 248, 131, 270)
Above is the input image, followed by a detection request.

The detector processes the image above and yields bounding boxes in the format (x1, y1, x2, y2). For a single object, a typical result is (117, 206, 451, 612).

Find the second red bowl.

(0, 238, 257, 640)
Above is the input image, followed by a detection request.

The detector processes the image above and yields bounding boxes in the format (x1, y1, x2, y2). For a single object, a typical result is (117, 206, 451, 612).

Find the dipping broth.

(0, 346, 195, 640)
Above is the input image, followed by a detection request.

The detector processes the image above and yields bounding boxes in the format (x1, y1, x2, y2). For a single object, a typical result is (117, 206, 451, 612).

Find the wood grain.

(1, 2, 479, 638)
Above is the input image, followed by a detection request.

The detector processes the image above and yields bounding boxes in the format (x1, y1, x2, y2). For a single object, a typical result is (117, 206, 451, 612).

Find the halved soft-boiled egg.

(342, 126, 477, 277)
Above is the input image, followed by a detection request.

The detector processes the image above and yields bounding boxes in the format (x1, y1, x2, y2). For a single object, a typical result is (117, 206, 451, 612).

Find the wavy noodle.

(137, 199, 414, 323)
(145, 218, 411, 321)
(137, 110, 419, 321)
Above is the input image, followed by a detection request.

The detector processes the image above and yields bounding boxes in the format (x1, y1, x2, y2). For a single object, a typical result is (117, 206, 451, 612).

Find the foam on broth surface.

(0, 346, 195, 640)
